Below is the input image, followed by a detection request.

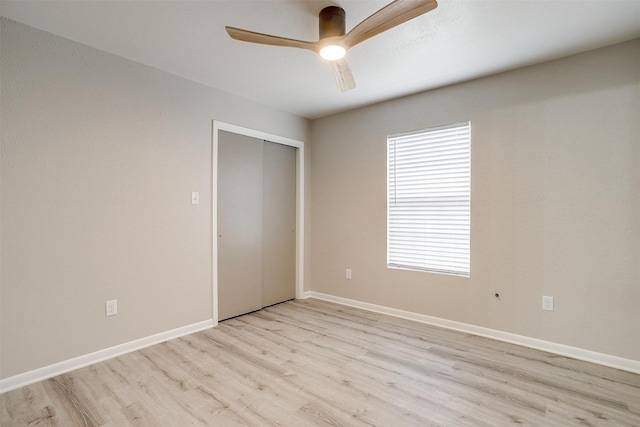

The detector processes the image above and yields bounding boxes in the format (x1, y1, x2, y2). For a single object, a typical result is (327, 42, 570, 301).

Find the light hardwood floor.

(2, 299, 639, 426)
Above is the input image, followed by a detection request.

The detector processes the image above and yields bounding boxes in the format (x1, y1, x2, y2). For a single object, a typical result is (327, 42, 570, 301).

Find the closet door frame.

(212, 121, 305, 325)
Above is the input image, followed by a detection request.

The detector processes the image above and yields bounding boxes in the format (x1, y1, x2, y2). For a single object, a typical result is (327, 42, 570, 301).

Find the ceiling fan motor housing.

(319, 6, 346, 39)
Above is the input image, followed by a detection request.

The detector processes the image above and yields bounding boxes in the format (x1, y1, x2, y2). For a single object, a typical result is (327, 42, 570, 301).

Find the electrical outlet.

(346, 268, 352, 280)
(106, 299, 118, 316)
(542, 295, 554, 311)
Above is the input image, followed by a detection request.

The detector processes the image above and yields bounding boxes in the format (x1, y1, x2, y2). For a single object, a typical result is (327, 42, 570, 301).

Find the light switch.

(191, 192, 200, 205)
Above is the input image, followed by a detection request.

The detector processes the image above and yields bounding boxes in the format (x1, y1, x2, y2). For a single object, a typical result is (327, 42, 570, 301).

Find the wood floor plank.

(2, 298, 639, 426)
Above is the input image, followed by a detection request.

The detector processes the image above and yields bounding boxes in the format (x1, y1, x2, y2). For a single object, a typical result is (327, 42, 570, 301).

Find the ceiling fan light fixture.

(225, 0, 439, 92)
(319, 44, 346, 61)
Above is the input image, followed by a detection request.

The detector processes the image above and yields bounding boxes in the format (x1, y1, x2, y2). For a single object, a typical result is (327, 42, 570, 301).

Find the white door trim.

(212, 121, 305, 325)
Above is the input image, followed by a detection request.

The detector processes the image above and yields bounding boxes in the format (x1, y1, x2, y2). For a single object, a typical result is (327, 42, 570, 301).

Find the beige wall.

(0, 18, 309, 379)
(310, 39, 640, 361)
(2, 14, 638, 380)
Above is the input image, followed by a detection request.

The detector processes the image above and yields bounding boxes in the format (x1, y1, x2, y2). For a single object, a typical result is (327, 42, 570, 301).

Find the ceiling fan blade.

(342, 0, 438, 48)
(330, 59, 356, 93)
(225, 26, 318, 52)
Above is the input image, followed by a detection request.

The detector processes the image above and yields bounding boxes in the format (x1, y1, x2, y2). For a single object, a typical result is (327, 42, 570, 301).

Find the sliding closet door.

(217, 131, 263, 320)
(217, 131, 296, 321)
(262, 142, 296, 307)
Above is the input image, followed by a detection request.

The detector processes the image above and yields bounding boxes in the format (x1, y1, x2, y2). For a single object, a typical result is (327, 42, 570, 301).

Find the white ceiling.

(2, 0, 640, 119)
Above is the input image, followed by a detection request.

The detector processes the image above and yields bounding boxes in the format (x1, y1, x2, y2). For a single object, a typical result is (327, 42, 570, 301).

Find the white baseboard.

(4, 294, 637, 394)
(0, 319, 214, 394)
(302, 291, 640, 375)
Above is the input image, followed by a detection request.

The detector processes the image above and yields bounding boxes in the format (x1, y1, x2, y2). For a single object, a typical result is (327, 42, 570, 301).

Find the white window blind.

(387, 122, 471, 276)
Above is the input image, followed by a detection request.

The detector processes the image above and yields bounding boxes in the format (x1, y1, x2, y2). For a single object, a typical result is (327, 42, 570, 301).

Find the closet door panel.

(262, 142, 296, 307)
(217, 131, 263, 320)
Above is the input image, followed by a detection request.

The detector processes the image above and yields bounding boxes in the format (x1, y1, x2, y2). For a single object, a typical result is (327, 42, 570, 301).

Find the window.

(387, 122, 471, 276)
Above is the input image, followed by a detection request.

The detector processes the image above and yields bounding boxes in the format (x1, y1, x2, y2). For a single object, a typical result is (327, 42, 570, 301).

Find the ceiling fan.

(225, 0, 438, 93)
